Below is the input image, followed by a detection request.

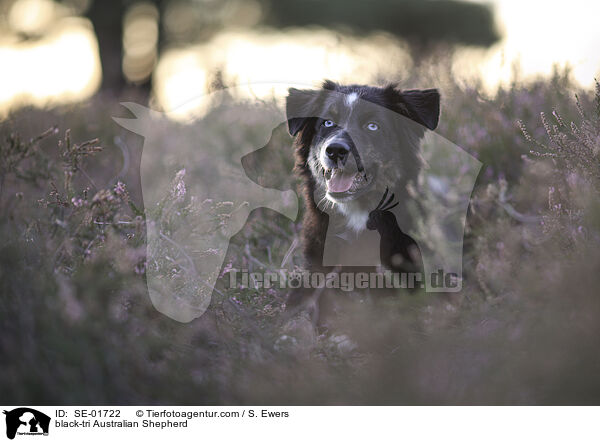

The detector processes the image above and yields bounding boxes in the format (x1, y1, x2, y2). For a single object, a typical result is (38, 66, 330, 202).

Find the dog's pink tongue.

(327, 170, 355, 193)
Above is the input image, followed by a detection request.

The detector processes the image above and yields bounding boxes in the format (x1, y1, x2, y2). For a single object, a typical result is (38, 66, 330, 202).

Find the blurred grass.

(1, 66, 600, 404)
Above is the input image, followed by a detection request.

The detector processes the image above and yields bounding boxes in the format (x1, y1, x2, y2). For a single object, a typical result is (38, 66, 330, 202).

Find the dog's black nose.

(325, 143, 350, 164)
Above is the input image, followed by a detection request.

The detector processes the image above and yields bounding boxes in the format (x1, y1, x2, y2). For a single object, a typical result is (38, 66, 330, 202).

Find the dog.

(287, 81, 440, 270)
(285, 81, 440, 318)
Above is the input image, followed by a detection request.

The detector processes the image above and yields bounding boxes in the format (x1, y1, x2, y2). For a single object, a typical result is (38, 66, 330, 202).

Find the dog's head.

(286, 81, 440, 207)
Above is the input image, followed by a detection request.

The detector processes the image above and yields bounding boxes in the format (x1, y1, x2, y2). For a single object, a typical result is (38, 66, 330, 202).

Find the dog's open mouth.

(324, 168, 373, 199)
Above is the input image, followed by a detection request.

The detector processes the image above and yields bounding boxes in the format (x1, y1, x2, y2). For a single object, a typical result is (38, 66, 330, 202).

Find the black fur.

(366, 188, 423, 273)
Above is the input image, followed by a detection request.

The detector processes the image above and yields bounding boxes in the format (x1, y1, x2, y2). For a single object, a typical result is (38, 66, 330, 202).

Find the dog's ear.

(286, 87, 319, 136)
(400, 89, 441, 130)
(322, 79, 338, 90)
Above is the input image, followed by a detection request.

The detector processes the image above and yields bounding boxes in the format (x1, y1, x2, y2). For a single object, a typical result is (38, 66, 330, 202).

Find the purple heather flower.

(114, 181, 126, 196)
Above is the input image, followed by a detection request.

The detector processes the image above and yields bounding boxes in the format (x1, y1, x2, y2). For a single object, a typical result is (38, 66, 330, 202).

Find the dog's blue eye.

(366, 122, 379, 131)
(323, 120, 334, 128)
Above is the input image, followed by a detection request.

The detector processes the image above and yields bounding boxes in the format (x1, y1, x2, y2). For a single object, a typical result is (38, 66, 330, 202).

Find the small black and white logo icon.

(3, 408, 50, 440)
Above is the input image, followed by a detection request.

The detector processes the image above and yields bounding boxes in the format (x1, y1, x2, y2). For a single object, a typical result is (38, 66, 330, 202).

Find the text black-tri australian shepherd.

(284, 81, 441, 318)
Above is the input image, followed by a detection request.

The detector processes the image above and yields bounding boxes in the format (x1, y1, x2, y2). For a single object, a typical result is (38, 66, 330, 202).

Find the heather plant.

(2, 67, 600, 404)
(517, 81, 600, 250)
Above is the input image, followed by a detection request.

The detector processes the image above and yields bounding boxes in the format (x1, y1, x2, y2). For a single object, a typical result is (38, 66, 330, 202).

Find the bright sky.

(470, 0, 600, 89)
(155, 0, 600, 117)
(1, 0, 598, 117)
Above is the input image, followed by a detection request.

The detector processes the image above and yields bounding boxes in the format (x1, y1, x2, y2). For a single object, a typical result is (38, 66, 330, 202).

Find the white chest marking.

(336, 202, 368, 232)
(346, 211, 368, 232)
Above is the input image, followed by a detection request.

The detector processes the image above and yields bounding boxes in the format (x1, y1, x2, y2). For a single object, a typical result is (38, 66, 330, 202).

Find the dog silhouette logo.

(3, 408, 50, 439)
(113, 83, 481, 322)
